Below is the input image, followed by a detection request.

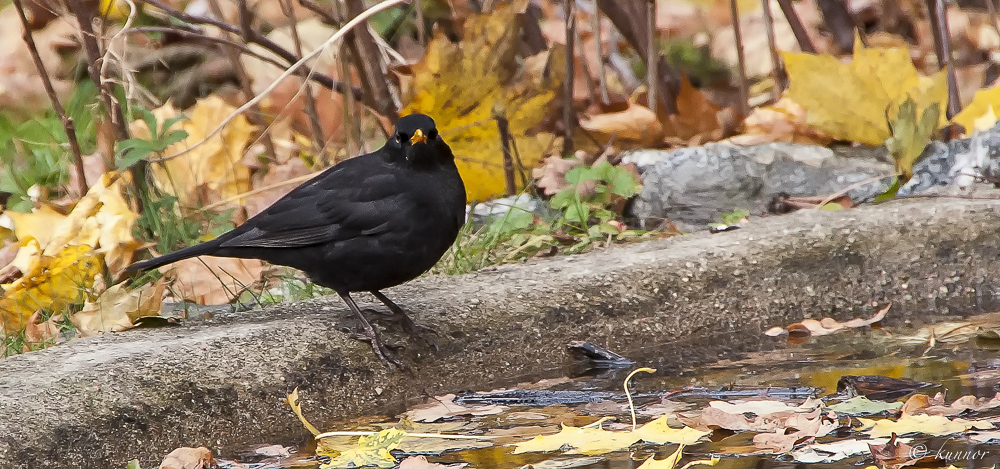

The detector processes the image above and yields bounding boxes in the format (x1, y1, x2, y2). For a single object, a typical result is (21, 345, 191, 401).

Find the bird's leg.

(370, 290, 438, 351)
(337, 292, 403, 369)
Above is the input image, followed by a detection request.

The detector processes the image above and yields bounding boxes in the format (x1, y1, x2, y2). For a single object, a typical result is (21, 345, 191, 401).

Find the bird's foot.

(360, 307, 438, 351)
(338, 326, 405, 369)
(393, 313, 439, 352)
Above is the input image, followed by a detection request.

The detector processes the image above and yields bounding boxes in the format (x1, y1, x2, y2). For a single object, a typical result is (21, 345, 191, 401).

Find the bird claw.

(346, 328, 405, 369)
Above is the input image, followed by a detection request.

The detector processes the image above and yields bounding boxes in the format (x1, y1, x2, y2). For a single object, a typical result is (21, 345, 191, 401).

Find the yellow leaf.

(860, 414, 993, 438)
(513, 424, 640, 455)
(6, 205, 67, 249)
(783, 37, 947, 145)
(286, 388, 321, 436)
(135, 97, 255, 210)
(401, 0, 561, 201)
(953, 85, 1000, 132)
(323, 428, 406, 469)
(0, 245, 102, 334)
(633, 416, 711, 445)
(513, 419, 707, 456)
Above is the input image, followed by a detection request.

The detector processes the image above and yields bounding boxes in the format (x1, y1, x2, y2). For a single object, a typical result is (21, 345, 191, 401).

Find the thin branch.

(13, 0, 87, 196)
(646, 0, 657, 112)
(563, 0, 575, 156)
(775, 0, 816, 53)
(592, 1, 608, 105)
(760, 0, 783, 97)
(140, 0, 364, 103)
(148, 0, 408, 163)
(728, 0, 750, 116)
(280, 0, 326, 155)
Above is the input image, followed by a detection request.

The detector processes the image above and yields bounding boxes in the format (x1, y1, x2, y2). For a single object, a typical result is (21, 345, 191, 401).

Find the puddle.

(214, 310, 1000, 469)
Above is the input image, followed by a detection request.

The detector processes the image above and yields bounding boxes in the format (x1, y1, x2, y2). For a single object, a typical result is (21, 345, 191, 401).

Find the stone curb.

(1, 198, 998, 468)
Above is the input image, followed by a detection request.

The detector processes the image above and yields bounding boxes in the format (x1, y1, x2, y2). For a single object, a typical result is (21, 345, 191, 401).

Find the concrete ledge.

(1, 198, 999, 468)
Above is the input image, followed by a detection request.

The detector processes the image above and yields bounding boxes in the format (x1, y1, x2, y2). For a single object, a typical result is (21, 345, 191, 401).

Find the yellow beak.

(410, 129, 427, 145)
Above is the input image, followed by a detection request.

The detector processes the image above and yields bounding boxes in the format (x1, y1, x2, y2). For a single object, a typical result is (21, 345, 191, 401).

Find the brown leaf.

(159, 446, 215, 469)
(167, 257, 264, 305)
(532, 156, 584, 196)
(22, 311, 61, 349)
(580, 100, 663, 146)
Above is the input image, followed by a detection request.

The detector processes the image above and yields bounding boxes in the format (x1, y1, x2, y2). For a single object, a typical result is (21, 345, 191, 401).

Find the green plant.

(436, 161, 646, 275)
(115, 107, 188, 169)
(0, 82, 99, 212)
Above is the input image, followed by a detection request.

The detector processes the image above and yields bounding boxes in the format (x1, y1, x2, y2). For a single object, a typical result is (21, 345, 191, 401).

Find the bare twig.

(207, 0, 278, 163)
(592, 0, 608, 105)
(493, 106, 516, 196)
(775, 0, 816, 53)
(280, 0, 326, 155)
(140, 0, 363, 103)
(13, 0, 87, 195)
(646, 0, 657, 112)
(728, 0, 750, 115)
(148, 0, 408, 163)
(297, 0, 340, 25)
(760, 0, 783, 98)
(127, 27, 298, 71)
(596, 0, 679, 113)
(563, 0, 576, 156)
(925, 0, 960, 118)
(346, 0, 399, 121)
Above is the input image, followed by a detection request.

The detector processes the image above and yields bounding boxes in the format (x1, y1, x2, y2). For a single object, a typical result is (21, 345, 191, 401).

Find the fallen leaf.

(513, 416, 707, 455)
(790, 437, 908, 463)
(71, 280, 165, 336)
(768, 303, 890, 337)
(324, 428, 406, 469)
(952, 84, 1000, 133)
(133, 97, 255, 211)
(405, 394, 506, 423)
(22, 311, 61, 349)
(401, 0, 562, 201)
(828, 396, 903, 415)
(783, 38, 947, 145)
(158, 446, 214, 469)
(165, 256, 264, 305)
(859, 413, 993, 438)
(580, 99, 663, 146)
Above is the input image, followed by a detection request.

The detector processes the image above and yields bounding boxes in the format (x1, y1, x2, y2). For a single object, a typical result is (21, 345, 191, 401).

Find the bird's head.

(391, 113, 451, 165)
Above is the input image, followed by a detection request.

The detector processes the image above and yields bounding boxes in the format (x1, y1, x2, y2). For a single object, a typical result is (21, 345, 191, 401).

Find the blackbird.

(126, 113, 467, 367)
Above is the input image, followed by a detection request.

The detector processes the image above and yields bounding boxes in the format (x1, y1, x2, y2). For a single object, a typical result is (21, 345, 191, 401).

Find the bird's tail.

(124, 239, 224, 274)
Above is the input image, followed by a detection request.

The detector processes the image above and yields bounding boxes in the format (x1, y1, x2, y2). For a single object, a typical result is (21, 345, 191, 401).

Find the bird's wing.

(218, 156, 405, 248)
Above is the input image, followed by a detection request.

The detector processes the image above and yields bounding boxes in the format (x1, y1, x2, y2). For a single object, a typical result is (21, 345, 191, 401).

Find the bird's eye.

(428, 129, 438, 139)
(396, 133, 408, 143)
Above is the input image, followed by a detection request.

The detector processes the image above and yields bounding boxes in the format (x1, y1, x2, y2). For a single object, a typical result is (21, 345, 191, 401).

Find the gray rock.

(623, 142, 892, 229)
(626, 123, 1000, 229)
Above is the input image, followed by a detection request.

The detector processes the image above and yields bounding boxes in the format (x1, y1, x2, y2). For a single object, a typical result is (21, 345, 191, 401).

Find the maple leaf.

(401, 0, 562, 201)
(783, 37, 947, 145)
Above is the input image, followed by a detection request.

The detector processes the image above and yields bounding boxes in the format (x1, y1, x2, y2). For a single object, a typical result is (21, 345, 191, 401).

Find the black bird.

(126, 113, 467, 367)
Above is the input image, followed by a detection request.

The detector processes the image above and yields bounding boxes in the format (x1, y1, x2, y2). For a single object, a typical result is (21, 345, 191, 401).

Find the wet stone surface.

(0, 198, 999, 468)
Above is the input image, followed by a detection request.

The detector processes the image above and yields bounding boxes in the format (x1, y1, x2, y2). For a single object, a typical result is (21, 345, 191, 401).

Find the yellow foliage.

(0, 174, 142, 334)
(952, 85, 1000, 132)
(783, 38, 948, 145)
(132, 96, 255, 210)
(401, 0, 562, 201)
(0, 244, 103, 334)
(513, 416, 709, 455)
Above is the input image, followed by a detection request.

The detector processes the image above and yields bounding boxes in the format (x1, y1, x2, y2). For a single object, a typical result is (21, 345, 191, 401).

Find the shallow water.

(223, 311, 1000, 469)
